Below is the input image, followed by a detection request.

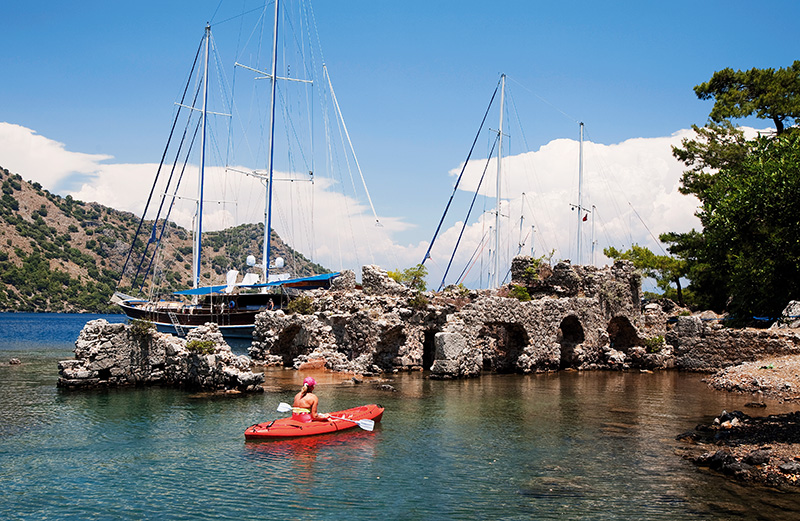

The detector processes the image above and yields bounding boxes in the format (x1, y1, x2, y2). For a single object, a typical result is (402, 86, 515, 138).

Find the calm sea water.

(1, 312, 800, 520)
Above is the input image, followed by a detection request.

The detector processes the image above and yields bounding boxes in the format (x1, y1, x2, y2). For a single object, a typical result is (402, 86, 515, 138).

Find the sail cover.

(174, 272, 340, 296)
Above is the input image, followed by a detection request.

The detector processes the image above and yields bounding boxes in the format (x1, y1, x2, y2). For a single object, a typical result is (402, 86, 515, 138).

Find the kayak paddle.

(276, 402, 375, 431)
(330, 416, 375, 431)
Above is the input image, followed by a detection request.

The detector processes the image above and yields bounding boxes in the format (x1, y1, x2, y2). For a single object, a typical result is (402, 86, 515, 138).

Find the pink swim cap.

(303, 377, 317, 388)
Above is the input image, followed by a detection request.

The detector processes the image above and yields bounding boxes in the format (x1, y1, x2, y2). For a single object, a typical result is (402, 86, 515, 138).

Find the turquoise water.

(2, 313, 800, 520)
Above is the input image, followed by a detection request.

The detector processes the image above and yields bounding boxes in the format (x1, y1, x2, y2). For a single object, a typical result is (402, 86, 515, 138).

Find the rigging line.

(456, 228, 490, 285)
(118, 33, 203, 289)
(592, 206, 617, 260)
(438, 135, 499, 291)
(209, 0, 224, 24)
(507, 85, 558, 251)
(211, 3, 270, 28)
(507, 75, 579, 125)
(628, 202, 669, 255)
(134, 89, 202, 289)
(321, 82, 357, 270)
(132, 75, 204, 287)
(581, 127, 629, 240)
(324, 65, 380, 225)
(140, 117, 203, 294)
(421, 79, 500, 266)
(523, 196, 552, 259)
(460, 231, 491, 286)
(325, 71, 373, 266)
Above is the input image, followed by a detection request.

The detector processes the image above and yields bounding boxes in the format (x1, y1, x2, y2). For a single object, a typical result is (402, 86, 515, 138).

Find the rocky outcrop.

(678, 410, 800, 489)
(249, 259, 670, 378)
(772, 300, 800, 330)
(58, 320, 264, 392)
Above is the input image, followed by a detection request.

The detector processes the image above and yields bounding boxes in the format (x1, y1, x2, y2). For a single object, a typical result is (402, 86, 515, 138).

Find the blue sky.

(2, 1, 798, 288)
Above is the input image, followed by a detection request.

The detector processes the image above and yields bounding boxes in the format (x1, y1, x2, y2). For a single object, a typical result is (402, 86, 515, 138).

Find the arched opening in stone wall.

(272, 324, 303, 367)
(477, 322, 529, 373)
(422, 329, 437, 370)
(607, 316, 639, 353)
(558, 315, 585, 369)
(374, 326, 406, 371)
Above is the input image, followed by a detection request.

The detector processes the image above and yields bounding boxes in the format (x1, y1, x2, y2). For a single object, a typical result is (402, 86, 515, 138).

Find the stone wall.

(58, 320, 264, 392)
(668, 315, 800, 371)
(249, 260, 671, 378)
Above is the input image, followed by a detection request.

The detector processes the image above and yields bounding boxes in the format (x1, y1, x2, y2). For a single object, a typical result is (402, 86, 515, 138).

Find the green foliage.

(509, 284, 531, 301)
(286, 295, 314, 315)
(694, 61, 800, 135)
(664, 64, 800, 320)
(604, 245, 687, 306)
(644, 335, 665, 354)
(129, 319, 155, 337)
(186, 339, 216, 355)
(672, 121, 749, 200)
(388, 264, 428, 292)
(665, 131, 800, 321)
(408, 293, 430, 310)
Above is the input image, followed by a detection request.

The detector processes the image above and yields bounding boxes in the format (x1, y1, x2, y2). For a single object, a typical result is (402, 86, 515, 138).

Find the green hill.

(0, 166, 329, 313)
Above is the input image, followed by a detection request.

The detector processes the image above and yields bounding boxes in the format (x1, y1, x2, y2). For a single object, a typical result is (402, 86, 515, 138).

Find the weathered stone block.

(435, 332, 466, 360)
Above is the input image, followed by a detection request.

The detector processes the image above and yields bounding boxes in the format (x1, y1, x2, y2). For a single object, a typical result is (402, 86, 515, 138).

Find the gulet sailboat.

(113, 1, 366, 339)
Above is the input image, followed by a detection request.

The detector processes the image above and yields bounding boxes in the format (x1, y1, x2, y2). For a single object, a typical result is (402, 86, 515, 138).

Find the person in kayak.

(292, 377, 331, 423)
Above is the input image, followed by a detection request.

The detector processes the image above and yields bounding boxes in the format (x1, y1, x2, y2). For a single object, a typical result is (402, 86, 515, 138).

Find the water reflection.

(3, 312, 800, 521)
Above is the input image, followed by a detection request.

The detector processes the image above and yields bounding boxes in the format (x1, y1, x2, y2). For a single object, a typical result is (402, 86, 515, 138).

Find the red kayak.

(244, 404, 384, 440)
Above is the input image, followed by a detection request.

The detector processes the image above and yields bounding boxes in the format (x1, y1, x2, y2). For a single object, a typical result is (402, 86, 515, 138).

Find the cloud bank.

(1, 121, 755, 289)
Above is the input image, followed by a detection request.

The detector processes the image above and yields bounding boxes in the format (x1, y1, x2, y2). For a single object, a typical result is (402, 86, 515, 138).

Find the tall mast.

(493, 73, 506, 288)
(576, 121, 584, 266)
(192, 24, 211, 289)
(263, 0, 280, 285)
(591, 204, 596, 266)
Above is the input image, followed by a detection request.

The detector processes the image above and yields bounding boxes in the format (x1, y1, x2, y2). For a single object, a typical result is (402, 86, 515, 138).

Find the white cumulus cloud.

(0, 121, 769, 290)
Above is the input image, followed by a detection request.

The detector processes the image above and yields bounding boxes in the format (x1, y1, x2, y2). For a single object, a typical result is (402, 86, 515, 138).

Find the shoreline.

(678, 354, 800, 490)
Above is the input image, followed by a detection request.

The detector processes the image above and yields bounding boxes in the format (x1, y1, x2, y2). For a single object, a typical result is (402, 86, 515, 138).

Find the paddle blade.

(330, 415, 375, 431)
(357, 419, 375, 431)
(277, 402, 293, 413)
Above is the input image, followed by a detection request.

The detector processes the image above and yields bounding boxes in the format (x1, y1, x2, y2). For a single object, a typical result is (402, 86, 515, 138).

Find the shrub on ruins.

(509, 285, 531, 302)
(286, 295, 314, 315)
(408, 293, 430, 310)
(129, 319, 155, 338)
(644, 335, 665, 354)
(387, 264, 428, 292)
(186, 339, 216, 355)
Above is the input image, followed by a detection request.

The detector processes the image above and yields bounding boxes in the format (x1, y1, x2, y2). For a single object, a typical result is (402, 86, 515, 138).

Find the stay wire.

(135, 81, 203, 292)
(421, 79, 500, 266)
(140, 117, 203, 294)
(456, 229, 491, 286)
(438, 134, 499, 291)
(118, 33, 203, 291)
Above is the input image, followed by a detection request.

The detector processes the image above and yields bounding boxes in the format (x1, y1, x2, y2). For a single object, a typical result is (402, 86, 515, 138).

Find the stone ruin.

(248, 258, 673, 378)
(58, 320, 264, 392)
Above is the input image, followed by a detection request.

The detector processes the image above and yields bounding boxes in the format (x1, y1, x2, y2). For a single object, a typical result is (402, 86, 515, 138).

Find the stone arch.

(477, 322, 529, 373)
(607, 316, 639, 353)
(272, 324, 304, 367)
(374, 326, 406, 371)
(422, 329, 437, 370)
(558, 315, 585, 369)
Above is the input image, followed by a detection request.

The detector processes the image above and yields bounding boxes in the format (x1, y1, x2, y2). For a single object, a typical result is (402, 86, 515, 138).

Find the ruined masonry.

(58, 321, 264, 392)
(249, 258, 673, 378)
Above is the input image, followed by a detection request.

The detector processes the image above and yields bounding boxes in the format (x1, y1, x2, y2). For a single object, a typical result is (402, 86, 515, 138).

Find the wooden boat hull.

(244, 404, 384, 440)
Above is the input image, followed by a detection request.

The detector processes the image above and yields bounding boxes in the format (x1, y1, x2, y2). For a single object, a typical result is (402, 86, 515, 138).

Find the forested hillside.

(0, 166, 328, 313)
